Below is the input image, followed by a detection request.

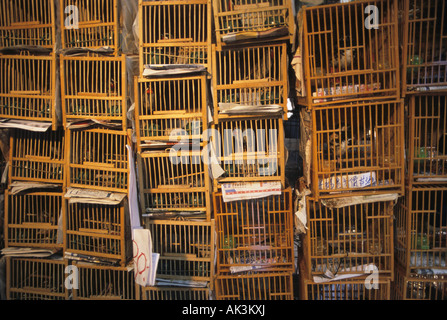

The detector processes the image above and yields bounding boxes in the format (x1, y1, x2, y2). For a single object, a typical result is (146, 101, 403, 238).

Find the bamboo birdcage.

(138, 0, 212, 73)
(212, 0, 294, 50)
(60, 0, 120, 52)
(214, 271, 294, 300)
(60, 54, 128, 129)
(213, 189, 294, 274)
(407, 94, 447, 183)
(134, 74, 209, 152)
(72, 262, 137, 300)
(394, 185, 447, 276)
(4, 190, 63, 249)
(302, 197, 395, 281)
(392, 262, 447, 300)
(0, 0, 56, 49)
(309, 100, 404, 200)
(298, 0, 400, 107)
(140, 285, 211, 300)
(144, 219, 215, 282)
(6, 257, 69, 300)
(212, 115, 286, 190)
(211, 42, 289, 121)
(66, 128, 130, 193)
(299, 275, 391, 300)
(9, 128, 65, 185)
(0, 52, 58, 129)
(64, 199, 132, 266)
(137, 150, 212, 220)
(402, 0, 447, 95)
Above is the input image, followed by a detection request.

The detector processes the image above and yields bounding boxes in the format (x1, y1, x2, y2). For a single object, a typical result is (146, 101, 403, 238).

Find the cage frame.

(59, 0, 120, 53)
(5, 257, 69, 300)
(214, 271, 294, 300)
(65, 127, 132, 193)
(394, 184, 447, 277)
(137, 149, 212, 221)
(211, 41, 290, 122)
(297, 0, 401, 108)
(406, 93, 447, 185)
(63, 197, 132, 267)
(134, 73, 210, 153)
(308, 99, 405, 200)
(211, 0, 295, 50)
(299, 273, 391, 300)
(302, 196, 395, 281)
(138, 0, 213, 73)
(71, 261, 137, 300)
(401, 0, 447, 96)
(4, 189, 64, 249)
(0, 0, 57, 49)
(139, 285, 211, 300)
(392, 261, 447, 300)
(59, 53, 128, 129)
(0, 52, 58, 130)
(213, 188, 294, 275)
(143, 218, 215, 282)
(8, 128, 66, 185)
(211, 114, 286, 191)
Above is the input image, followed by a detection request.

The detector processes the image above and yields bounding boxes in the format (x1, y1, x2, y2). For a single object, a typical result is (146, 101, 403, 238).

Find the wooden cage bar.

(0, 53, 58, 129)
(4, 190, 63, 249)
(0, 0, 56, 49)
(9, 128, 65, 185)
(60, 0, 120, 52)
(298, 0, 400, 107)
(303, 197, 395, 280)
(214, 271, 294, 300)
(394, 185, 447, 276)
(6, 257, 68, 300)
(60, 54, 128, 129)
(140, 285, 211, 300)
(137, 150, 211, 220)
(144, 219, 215, 281)
(66, 128, 130, 193)
(212, 0, 294, 49)
(139, 0, 212, 72)
(64, 199, 132, 266)
(212, 115, 285, 190)
(300, 275, 391, 300)
(407, 94, 447, 183)
(134, 74, 209, 152)
(309, 100, 404, 199)
(211, 42, 289, 121)
(402, 0, 447, 95)
(392, 262, 447, 300)
(213, 189, 294, 274)
(72, 262, 136, 300)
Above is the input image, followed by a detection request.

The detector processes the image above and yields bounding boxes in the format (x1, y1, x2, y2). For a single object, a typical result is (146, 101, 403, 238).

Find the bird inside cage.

(331, 36, 357, 71)
(328, 126, 353, 159)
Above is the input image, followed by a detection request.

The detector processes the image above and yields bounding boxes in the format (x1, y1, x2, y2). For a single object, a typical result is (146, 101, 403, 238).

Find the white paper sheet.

(221, 181, 282, 202)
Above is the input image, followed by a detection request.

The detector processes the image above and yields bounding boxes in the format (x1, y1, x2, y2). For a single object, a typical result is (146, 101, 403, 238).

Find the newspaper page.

(221, 181, 282, 202)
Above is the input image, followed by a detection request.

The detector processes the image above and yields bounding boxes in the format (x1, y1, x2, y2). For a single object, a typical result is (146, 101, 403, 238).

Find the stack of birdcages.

(2, 0, 139, 301)
(211, 0, 295, 301)
(295, 0, 404, 300)
(0, 0, 58, 129)
(0, 0, 70, 300)
(135, 0, 215, 300)
(59, 0, 137, 301)
(392, 0, 447, 300)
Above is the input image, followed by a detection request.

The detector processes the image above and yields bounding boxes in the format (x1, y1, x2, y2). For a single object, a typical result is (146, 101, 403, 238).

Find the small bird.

(332, 48, 354, 71)
(144, 86, 155, 113)
(332, 35, 356, 71)
(329, 126, 353, 159)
